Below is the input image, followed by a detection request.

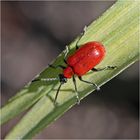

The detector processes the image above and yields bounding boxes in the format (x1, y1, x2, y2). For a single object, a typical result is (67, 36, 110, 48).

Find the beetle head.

(59, 74, 67, 84)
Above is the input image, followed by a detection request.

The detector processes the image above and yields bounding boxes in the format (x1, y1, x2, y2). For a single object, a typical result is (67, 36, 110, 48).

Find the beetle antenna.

(32, 77, 59, 82)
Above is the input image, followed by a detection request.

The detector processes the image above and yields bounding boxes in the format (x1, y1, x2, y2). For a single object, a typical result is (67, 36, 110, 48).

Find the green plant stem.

(1, 0, 139, 139)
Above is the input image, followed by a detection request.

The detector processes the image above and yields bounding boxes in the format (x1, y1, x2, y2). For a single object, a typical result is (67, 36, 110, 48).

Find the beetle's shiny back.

(66, 41, 105, 76)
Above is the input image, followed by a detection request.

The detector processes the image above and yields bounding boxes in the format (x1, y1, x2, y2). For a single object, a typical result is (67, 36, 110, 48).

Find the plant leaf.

(1, 0, 139, 139)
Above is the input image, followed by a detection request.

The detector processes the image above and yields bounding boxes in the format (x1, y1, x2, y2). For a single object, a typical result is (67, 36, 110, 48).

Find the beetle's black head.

(59, 74, 67, 84)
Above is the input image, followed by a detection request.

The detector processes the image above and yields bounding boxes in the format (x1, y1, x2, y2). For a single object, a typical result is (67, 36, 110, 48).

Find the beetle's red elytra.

(32, 32, 116, 105)
(63, 42, 106, 78)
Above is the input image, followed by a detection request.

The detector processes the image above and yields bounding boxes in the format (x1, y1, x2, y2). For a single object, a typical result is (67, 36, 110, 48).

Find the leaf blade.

(2, 1, 139, 139)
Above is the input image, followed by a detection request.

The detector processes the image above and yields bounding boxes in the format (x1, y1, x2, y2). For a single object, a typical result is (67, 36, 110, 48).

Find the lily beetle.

(32, 30, 116, 104)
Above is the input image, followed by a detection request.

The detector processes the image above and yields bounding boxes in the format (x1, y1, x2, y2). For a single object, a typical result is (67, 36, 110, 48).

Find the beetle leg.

(63, 45, 70, 64)
(76, 45, 79, 50)
(78, 76, 100, 91)
(76, 26, 87, 50)
(64, 45, 70, 58)
(72, 76, 80, 104)
(75, 35, 83, 50)
(92, 66, 117, 72)
(48, 64, 66, 69)
(32, 77, 63, 105)
(63, 59, 68, 65)
(32, 75, 63, 105)
(54, 82, 63, 105)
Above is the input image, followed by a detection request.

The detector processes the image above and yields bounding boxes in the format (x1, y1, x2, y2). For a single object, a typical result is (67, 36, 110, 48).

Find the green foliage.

(1, 1, 139, 139)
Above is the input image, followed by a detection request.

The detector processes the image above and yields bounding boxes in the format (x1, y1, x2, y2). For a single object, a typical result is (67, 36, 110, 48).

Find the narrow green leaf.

(2, 0, 139, 139)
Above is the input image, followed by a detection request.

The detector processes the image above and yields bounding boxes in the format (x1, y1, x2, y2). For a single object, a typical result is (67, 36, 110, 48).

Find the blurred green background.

(1, 1, 139, 139)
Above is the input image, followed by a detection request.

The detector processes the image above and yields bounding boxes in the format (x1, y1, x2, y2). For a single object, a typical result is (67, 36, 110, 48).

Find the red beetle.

(33, 35, 116, 104)
(63, 41, 105, 78)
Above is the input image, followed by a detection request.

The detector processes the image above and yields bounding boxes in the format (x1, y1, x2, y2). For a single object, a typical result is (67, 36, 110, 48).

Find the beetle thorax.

(63, 66, 74, 78)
